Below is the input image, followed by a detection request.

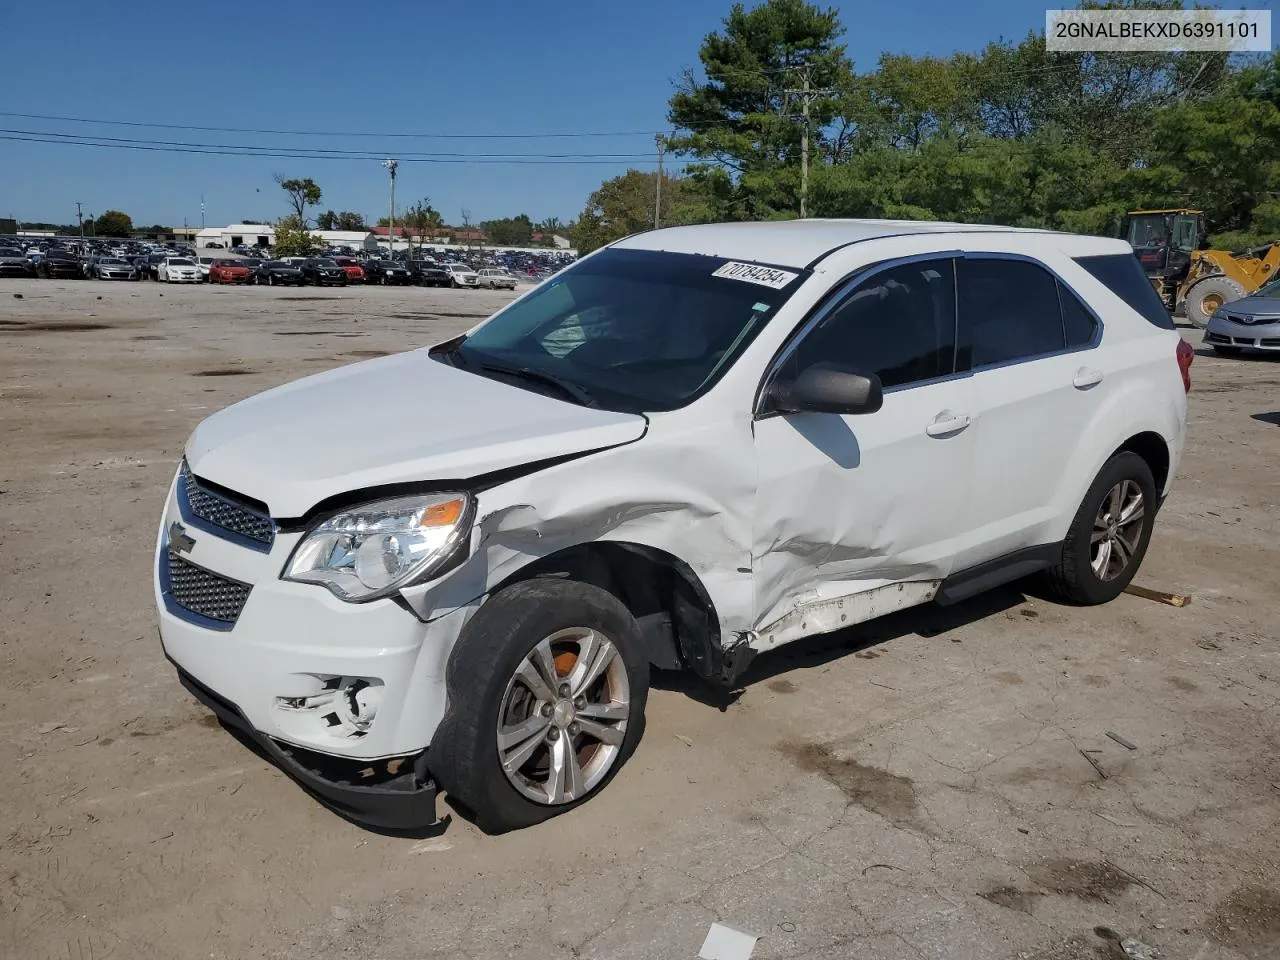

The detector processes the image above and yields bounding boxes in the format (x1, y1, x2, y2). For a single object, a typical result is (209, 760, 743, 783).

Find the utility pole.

(785, 66, 836, 220)
(200, 193, 205, 229)
(654, 133, 666, 229)
(76, 201, 84, 241)
(383, 159, 398, 257)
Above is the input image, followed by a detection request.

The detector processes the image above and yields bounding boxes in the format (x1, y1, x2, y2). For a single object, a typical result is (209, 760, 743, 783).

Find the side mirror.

(770, 363, 883, 416)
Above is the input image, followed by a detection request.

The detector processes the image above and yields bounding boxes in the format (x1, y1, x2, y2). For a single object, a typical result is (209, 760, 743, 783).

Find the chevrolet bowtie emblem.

(169, 522, 196, 555)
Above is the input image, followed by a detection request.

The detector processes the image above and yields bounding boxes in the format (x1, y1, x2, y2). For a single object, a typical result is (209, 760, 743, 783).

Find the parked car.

(443, 263, 480, 288)
(299, 257, 348, 286)
(408, 260, 451, 287)
(157, 256, 201, 283)
(0, 246, 35, 277)
(196, 256, 219, 282)
(38, 253, 84, 279)
(208, 259, 253, 285)
(331, 257, 366, 283)
(1203, 276, 1280, 356)
(476, 267, 518, 290)
(362, 259, 413, 285)
(254, 260, 306, 286)
(94, 256, 138, 281)
(155, 221, 1191, 833)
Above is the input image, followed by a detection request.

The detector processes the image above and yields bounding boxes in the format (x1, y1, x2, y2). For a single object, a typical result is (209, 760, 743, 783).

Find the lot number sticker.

(712, 261, 798, 289)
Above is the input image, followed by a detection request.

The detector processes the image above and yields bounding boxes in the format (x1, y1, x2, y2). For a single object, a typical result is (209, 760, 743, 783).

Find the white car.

(196, 256, 218, 281)
(476, 267, 518, 290)
(443, 263, 480, 288)
(157, 257, 200, 283)
(155, 220, 1191, 832)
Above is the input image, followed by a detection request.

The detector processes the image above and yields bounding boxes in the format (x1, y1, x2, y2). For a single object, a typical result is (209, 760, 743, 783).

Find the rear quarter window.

(1074, 254, 1175, 330)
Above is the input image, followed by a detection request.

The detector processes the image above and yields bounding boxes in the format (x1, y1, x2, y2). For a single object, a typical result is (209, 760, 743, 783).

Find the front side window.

(957, 258, 1065, 368)
(785, 258, 958, 390)
(439, 248, 803, 412)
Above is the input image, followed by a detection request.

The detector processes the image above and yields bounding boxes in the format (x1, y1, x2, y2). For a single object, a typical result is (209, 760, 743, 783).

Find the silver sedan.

(1204, 278, 1280, 356)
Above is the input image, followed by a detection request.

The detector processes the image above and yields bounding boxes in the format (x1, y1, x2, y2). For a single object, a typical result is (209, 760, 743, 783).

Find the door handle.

(1073, 367, 1104, 389)
(926, 412, 972, 437)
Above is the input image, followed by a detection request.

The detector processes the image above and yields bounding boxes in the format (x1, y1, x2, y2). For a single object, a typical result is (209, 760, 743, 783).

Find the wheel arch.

(490, 540, 721, 677)
(1114, 430, 1171, 496)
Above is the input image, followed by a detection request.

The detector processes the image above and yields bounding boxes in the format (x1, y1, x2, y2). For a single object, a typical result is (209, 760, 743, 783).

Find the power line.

(0, 133, 664, 165)
(0, 109, 742, 139)
(0, 127, 656, 160)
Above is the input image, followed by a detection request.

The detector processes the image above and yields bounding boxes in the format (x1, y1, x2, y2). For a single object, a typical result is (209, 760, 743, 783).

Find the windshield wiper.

(478, 362, 597, 408)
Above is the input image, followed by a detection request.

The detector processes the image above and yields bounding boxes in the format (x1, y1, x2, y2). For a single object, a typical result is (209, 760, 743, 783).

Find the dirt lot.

(1, 278, 1278, 960)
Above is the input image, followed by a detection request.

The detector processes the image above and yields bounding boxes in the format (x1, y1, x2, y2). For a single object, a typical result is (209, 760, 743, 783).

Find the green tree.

(667, 0, 853, 219)
(316, 210, 338, 230)
(336, 211, 367, 231)
(481, 214, 534, 246)
(95, 210, 133, 237)
(572, 170, 720, 253)
(275, 176, 323, 226)
(272, 215, 325, 257)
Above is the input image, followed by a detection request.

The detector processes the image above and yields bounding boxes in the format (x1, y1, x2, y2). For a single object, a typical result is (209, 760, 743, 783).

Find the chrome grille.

(165, 552, 252, 624)
(180, 461, 274, 547)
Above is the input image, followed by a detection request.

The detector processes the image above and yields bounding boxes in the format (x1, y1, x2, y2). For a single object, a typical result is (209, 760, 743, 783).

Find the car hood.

(185, 350, 648, 517)
(1221, 296, 1280, 319)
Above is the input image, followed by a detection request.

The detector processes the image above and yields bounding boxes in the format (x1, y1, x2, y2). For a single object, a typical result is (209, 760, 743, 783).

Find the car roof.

(612, 219, 1129, 269)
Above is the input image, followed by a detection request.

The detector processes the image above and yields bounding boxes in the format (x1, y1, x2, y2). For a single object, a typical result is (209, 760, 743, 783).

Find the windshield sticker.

(712, 261, 799, 289)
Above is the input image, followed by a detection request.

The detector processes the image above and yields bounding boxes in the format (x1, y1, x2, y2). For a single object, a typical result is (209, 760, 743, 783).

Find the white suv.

(443, 263, 480, 288)
(154, 220, 1192, 832)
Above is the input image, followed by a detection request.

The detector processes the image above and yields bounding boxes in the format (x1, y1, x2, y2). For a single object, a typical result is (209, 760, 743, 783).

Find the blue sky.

(0, 0, 1046, 228)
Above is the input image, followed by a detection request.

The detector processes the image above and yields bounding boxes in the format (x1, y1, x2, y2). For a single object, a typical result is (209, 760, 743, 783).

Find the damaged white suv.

(156, 220, 1192, 832)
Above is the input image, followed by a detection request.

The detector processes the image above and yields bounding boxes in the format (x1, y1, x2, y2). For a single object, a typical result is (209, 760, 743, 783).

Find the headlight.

(282, 493, 471, 602)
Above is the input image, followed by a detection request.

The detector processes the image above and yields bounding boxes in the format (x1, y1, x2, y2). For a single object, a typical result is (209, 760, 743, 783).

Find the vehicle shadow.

(652, 583, 1028, 710)
(1252, 411, 1280, 426)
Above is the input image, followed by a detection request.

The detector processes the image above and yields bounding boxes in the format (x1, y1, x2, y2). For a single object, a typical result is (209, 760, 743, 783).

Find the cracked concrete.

(1, 281, 1277, 960)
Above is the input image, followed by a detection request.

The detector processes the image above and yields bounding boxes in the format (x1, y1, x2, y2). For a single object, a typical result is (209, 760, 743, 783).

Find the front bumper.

(173, 660, 439, 829)
(154, 467, 472, 826)
(1205, 314, 1280, 351)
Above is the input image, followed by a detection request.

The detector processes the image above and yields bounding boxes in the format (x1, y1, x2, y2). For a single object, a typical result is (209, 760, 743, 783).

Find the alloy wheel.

(496, 627, 630, 805)
(1091, 479, 1144, 581)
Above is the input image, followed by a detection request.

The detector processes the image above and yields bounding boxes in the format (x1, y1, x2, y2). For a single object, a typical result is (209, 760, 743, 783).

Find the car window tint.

(1059, 282, 1098, 348)
(791, 259, 957, 389)
(1073, 253, 1176, 330)
(958, 258, 1065, 369)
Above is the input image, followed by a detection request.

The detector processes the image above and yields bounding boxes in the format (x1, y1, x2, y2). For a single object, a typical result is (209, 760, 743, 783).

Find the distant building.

(314, 230, 377, 251)
(195, 223, 276, 249)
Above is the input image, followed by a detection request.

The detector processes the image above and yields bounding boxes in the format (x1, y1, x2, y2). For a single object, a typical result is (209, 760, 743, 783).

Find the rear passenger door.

(952, 255, 1107, 570)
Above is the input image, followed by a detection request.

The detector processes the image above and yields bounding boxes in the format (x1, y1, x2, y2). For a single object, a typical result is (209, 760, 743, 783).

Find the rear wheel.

(430, 579, 648, 833)
(1039, 451, 1157, 605)
(1183, 276, 1247, 329)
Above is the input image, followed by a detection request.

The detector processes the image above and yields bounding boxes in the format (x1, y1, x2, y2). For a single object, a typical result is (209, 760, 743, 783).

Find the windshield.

(1126, 214, 1168, 250)
(101, 258, 125, 265)
(1253, 276, 1280, 299)
(443, 248, 803, 413)
(314, 258, 338, 267)
(169, 258, 194, 266)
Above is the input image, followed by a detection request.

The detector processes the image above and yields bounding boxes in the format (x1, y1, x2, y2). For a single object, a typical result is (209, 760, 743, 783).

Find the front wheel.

(430, 579, 648, 833)
(1183, 276, 1247, 329)
(1039, 451, 1158, 605)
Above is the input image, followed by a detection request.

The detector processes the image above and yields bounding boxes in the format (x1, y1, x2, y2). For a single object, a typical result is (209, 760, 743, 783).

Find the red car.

(208, 259, 252, 284)
(332, 257, 366, 283)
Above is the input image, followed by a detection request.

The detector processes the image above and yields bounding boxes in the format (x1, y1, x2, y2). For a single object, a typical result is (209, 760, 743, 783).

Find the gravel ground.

(1, 279, 1277, 960)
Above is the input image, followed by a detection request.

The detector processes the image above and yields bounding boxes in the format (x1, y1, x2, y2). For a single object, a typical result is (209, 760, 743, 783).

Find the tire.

(1183, 276, 1247, 329)
(430, 578, 648, 833)
(1212, 345, 1243, 357)
(1039, 451, 1158, 605)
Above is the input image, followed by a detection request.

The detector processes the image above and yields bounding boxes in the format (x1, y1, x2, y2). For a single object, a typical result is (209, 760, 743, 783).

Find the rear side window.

(1059, 283, 1099, 347)
(1074, 254, 1175, 330)
(957, 258, 1065, 368)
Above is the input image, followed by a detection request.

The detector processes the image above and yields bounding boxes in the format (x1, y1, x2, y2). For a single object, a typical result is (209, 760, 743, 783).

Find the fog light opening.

(335, 676, 383, 735)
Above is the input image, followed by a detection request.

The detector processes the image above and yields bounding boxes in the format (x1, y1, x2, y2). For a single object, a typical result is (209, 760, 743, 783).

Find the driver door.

(751, 257, 976, 640)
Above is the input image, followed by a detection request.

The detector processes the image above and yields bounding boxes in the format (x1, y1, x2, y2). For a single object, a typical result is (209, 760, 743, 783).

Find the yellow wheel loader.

(1124, 209, 1280, 328)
